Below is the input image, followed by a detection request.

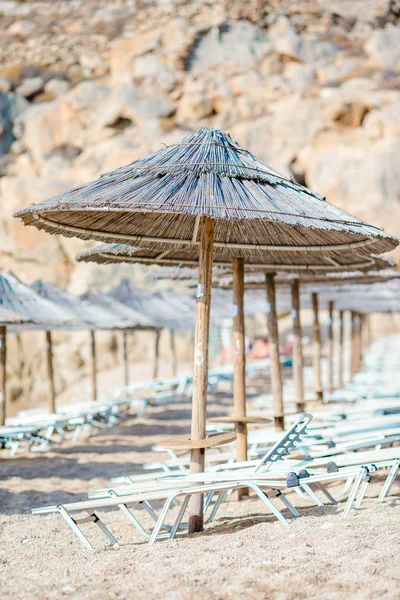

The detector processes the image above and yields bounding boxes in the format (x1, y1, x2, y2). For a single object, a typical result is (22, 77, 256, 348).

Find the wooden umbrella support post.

(232, 257, 247, 465)
(90, 330, 97, 402)
(291, 279, 305, 413)
(0, 326, 6, 426)
(350, 312, 360, 380)
(327, 300, 334, 395)
(46, 331, 56, 413)
(266, 273, 284, 430)
(338, 310, 344, 389)
(170, 329, 177, 377)
(123, 331, 129, 387)
(312, 292, 324, 403)
(189, 216, 214, 534)
(153, 330, 161, 380)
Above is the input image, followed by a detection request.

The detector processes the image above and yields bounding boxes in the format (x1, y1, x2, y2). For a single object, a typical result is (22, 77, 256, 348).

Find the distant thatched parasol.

(80, 289, 159, 387)
(108, 280, 195, 379)
(0, 272, 78, 423)
(32, 280, 137, 405)
(13, 126, 399, 533)
(0, 305, 32, 425)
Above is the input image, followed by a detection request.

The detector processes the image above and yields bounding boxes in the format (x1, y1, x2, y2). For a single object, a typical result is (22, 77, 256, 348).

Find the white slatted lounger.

(31, 415, 314, 548)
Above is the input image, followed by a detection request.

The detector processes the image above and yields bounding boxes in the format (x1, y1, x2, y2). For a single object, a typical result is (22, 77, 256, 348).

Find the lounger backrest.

(253, 413, 313, 473)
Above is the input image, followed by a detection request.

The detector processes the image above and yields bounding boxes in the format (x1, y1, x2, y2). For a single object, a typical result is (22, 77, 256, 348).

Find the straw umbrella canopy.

(14, 126, 398, 533)
(0, 306, 32, 425)
(80, 289, 159, 386)
(32, 280, 133, 404)
(0, 272, 77, 421)
(107, 279, 195, 379)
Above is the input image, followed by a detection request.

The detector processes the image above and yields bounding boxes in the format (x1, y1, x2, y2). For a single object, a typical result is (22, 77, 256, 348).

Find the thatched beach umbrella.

(106, 279, 194, 379)
(80, 289, 158, 386)
(214, 261, 399, 407)
(14, 127, 398, 532)
(32, 280, 131, 404)
(0, 307, 32, 425)
(0, 272, 76, 421)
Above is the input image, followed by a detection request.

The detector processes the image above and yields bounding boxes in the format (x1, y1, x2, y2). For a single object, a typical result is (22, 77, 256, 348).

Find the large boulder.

(365, 26, 400, 71)
(187, 22, 272, 71)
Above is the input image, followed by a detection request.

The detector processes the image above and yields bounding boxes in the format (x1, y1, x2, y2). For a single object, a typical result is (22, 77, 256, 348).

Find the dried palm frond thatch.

(31, 280, 129, 330)
(108, 280, 194, 330)
(0, 306, 31, 325)
(0, 272, 76, 331)
(14, 127, 397, 265)
(80, 289, 159, 331)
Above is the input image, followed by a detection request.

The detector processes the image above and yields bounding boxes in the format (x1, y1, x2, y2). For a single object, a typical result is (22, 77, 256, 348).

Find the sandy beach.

(1, 380, 399, 600)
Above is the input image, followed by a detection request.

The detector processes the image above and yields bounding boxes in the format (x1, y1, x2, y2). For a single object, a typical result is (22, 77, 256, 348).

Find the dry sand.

(1, 381, 400, 600)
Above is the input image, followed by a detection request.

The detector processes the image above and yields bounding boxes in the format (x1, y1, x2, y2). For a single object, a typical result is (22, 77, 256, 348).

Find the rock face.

(0, 0, 400, 412)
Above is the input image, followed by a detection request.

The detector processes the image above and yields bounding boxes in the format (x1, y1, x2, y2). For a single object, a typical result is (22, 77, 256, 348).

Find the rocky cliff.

(1, 0, 399, 410)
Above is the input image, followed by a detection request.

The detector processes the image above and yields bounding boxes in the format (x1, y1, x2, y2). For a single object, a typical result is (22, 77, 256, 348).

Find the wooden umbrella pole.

(291, 279, 305, 413)
(232, 257, 247, 463)
(90, 330, 97, 401)
(356, 313, 363, 373)
(170, 329, 177, 377)
(338, 310, 344, 389)
(350, 312, 358, 381)
(311, 292, 323, 403)
(123, 331, 129, 387)
(46, 331, 56, 413)
(327, 300, 334, 394)
(0, 326, 6, 426)
(189, 216, 214, 534)
(153, 330, 161, 380)
(266, 273, 284, 430)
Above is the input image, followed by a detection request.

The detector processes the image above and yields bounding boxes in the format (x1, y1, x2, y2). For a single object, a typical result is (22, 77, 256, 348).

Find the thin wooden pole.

(123, 331, 129, 387)
(189, 216, 214, 534)
(350, 312, 358, 381)
(90, 330, 97, 401)
(170, 329, 177, 377)
(356, 313, 363, 373)
(291, 279, 305, 413)
(232, 257, 247, 464)
(153, 330, 161, 380)
(327, 300, 334, 394)
(311, 292, 323, 403)
(338, 310, 344, 389)
(46, 331, 56, 413)
(0, 326, 6, 426)
(266, 273, 284, 430)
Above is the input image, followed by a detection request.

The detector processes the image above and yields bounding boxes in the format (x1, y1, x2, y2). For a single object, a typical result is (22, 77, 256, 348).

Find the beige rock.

(365, 26, 400, 71)
(7, 19, 36, 38)
(110, 30, 162, 83)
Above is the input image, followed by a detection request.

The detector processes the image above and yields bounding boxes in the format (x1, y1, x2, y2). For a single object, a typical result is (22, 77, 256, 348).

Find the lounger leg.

(118, 503, 152, 539)
(149, 491, 183, 545)
(313, 482, 338, 505)
(248, 484, 288, 527)
(379, 460, 400, 502)
(340, 476, 356, 496)
(140, 501, 174, 531)
(58, 506, 94, 551)
(300, 483, 324, 507)
(341, 468, 366, 518)
(169, 496, 191, 540)
(205, 490, 229, 524)
(292, 486, 311, 501)
(275, 490, 300, 517)
(86, 510, 119, 548)
(354, 474, 372, 509)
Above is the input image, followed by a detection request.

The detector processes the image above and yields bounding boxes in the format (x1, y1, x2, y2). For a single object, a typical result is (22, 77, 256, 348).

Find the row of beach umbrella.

(12, 126, 400, 532)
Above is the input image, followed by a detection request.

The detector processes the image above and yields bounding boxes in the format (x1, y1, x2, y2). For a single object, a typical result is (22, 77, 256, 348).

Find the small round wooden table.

(160, 431, 237, 450)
